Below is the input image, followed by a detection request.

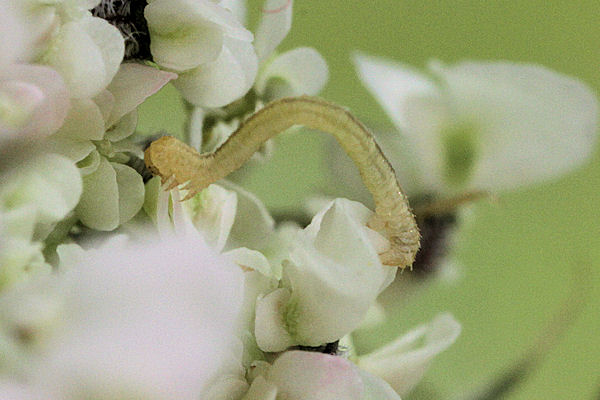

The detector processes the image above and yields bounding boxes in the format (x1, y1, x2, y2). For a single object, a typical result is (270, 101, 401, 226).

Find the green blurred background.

(139, 1, 600, 398)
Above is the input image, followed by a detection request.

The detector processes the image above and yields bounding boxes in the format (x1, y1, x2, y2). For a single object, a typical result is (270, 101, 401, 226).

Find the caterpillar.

(145, 96, 420, 268)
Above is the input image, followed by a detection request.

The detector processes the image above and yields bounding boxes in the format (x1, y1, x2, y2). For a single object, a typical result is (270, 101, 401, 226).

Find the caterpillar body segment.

(145, 96, 420, 268)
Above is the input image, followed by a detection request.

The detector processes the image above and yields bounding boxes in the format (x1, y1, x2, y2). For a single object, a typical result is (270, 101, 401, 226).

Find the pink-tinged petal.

(267, 351, 364, 400)
(0, 81, 44, 131)
(1, 64, 69, 140)
(106, 63, 177, 126)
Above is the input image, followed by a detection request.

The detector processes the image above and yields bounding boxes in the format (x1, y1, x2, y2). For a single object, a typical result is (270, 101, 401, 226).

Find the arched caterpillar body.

(145, 96, 420, 268)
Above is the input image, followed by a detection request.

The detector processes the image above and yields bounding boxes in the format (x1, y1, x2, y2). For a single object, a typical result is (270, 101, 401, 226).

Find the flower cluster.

(1, 0, 598, 399)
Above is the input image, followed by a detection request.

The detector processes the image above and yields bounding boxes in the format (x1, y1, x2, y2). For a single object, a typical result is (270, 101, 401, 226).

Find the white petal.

(185, 184, 237, 253)
(358, 369, 402, 400)
(36, 236, 246, 400)
(1, 153, 82, 225)
(221, 180, 275, 251)
(93, 89, 115, 122)
(431, 61, 599, 191)
(179, 0, 252, 40)
(146, 0, 252, 70)
(112, 163, 145, 225)
(44, 18, 124, 99)
(243, 376, 278, 400)
(105, 64, 177, 127)
(284, 199, 396, 345)
(254, 0, 293, 61)
(47, 137, 95, 164)
(256, 47, 328, 98)
(220, 0, 247, 25)
(224, 247, 272, 276)
(76, 156, 120, 230)
(82, 16, 125, 89)
(1, 205, 37, 240)
(358, 313, 461, 396)
(104, 110, 137, 142)
(174, 38, 257, 107)
(202, 374, 249, 400)
(392, 94, 451, 194)
(353, 52, 438, 133)
(0, 381, 46, 400)
(146, 0, 225, 71)
(54, 98, 105, 141)
(0, 238, 51, 290)
(254, 288, 295, 352)
(0, 2, 25, 67)
(267, 351, 364, 400)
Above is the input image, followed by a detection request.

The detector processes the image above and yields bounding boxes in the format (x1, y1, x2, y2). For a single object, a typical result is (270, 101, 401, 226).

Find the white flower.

(146, 0, 257, 108)
(181, 0, 328, 152)
(357, 313, 461, 397)
(41, 15, 124, 99)
(351, 54, 599, 196)
(145, 0, 252, 71)
(48, 64, 176, 231)
(243, 350, 401, 400)
(0, 236, 247, 399)
(255, 199, 396, 351)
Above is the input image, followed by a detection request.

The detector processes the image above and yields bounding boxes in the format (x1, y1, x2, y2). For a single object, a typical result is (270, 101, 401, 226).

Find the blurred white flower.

(358, 313, 461, 397)
(255, 199, 396, 351)
(351, 54, 599, 196)
(0, 154, 81, 289)
(0, 65, 70, 145)
(0, 236, 247, 399)
(0, 380, 47, 400)
(0, 2, 26, 68)
(243, 350, 401, 400)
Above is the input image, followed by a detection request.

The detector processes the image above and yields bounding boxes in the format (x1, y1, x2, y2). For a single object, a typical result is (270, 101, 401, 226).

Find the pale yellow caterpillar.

(145, 96, 420, 268)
